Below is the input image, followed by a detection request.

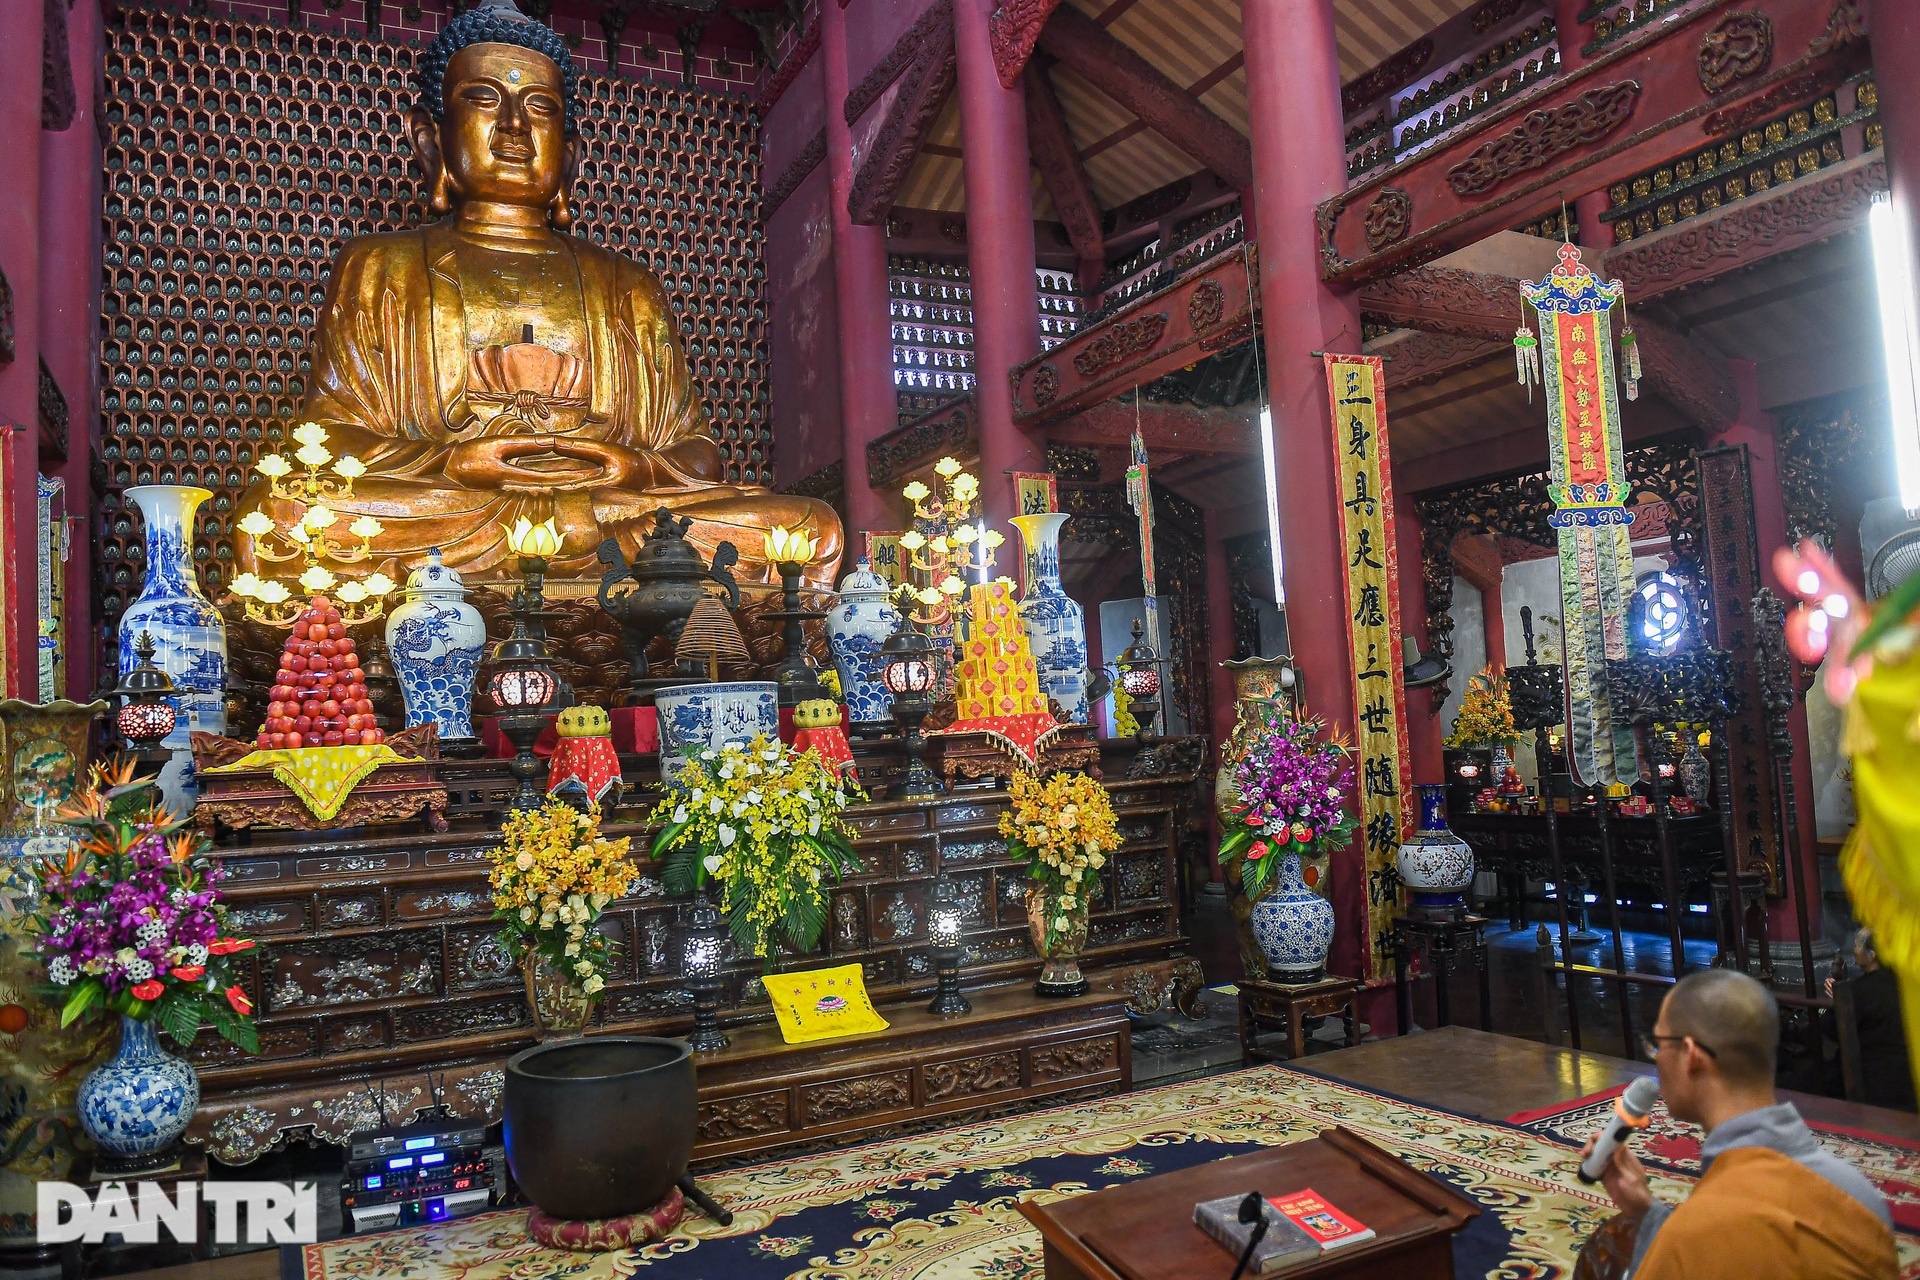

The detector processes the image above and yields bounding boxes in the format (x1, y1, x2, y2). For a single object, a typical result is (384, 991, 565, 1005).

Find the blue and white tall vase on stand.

(385, 548, 487, 751)
(1247, 851, 1336, 983)
(76, 1015, 199, 1173)
(1398, 783, 1475, 919)
(118, 485, 226, 814)
(826, 557, 901, 734)
(1010, 513, 1088, 724)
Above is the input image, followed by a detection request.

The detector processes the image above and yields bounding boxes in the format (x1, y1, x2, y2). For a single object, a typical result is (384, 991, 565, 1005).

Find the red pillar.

(1553, 0, 1613, 249)
(952, 0, 1043, 529)
(1395, 484, 1444, 784)
(821, 0, 899, 541)
(1243, 0, 1365, 975)
(1871, 1, 1920, 228)
(1714, 359, 1823, 951)
(0, 1, 45, 700)
(41, 0, 101, 701)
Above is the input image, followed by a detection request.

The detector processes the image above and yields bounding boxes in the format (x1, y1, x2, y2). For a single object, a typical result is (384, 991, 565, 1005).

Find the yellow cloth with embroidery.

(762, 963, 889, 1044)
(1837, 640, 1920, 1109)
(207, 745, 403, 822)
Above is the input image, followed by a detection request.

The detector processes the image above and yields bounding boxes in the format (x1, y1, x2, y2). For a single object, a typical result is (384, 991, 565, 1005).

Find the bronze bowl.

(503, 1036, 696, 1222)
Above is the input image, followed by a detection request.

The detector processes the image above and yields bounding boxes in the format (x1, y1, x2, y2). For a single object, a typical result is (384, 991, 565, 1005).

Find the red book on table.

(1267, 1189, 1376, 1250)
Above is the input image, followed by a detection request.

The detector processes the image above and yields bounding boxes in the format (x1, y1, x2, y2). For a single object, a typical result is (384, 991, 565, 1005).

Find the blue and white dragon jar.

(1009, 513, 1089, 724)
(384, 548, 487, 746)
(1248, 851, 1337, 983)
(118, 485, 227, 814)
(76, 1015, 200, 1165)
(825, 557, 901, 731)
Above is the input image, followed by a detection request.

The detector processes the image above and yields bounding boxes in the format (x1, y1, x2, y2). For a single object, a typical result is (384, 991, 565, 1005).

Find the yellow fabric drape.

(207, 744, 403, 822)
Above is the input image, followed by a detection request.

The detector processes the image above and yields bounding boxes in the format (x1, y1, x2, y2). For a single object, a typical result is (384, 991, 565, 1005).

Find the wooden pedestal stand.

(189, 725, 449, 837)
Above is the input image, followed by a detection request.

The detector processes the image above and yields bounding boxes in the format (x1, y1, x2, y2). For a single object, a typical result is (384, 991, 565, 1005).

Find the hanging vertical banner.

(1125, 429, 1162, 656)
(863, 531, 905, 590)
(1012, 471, 1058, 515)
(38, 475, 64, 701)
(1521, 244, 1639, 786)
(1323, 355, 1412, 984)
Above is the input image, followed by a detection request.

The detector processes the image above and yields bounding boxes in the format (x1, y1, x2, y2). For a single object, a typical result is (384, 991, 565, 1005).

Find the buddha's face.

(436, 43, 567, 208)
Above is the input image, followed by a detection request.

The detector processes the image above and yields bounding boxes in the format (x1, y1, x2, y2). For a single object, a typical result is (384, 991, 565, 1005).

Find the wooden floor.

(77, 1027, 1920, 1280)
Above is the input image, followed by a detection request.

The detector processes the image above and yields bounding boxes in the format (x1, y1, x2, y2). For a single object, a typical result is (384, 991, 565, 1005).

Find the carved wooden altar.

(182, 739, 1203, 1165)
(188, 725, 449, 838)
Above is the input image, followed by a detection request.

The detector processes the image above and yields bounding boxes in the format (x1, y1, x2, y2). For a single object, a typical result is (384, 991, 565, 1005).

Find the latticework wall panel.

(97, 7, 771, 640)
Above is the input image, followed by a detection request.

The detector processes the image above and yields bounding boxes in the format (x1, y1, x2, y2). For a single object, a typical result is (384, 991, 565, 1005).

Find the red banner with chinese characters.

(1323, 356, 1412, 984)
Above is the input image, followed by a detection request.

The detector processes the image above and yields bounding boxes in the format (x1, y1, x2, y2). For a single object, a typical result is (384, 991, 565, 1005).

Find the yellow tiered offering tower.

(952, 582, 1051, 721)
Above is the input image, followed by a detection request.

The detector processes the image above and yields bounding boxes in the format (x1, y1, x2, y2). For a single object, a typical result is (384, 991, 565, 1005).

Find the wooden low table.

(1392, 915, 1492, 1036)
(190, 727, 449, 837)
(1017, 1126, 1479, 1279)
(691, 985, 1131, 1163)
(1238, 975, 1361, 1063)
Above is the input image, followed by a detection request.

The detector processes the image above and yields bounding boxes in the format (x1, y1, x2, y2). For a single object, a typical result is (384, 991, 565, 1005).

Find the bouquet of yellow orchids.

(487, 801, 636, 998)
(999, 770, 1122, 950)
(650, 737, 865, 964)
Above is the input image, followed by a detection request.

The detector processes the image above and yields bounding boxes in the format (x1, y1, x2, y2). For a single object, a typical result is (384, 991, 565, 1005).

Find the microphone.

(1578, 1076, 1659, 1183)
(1228, 1191, 1269, 1280)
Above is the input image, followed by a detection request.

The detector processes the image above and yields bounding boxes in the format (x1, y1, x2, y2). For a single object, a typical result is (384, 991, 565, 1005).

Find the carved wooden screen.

(96, 8, 770, 652)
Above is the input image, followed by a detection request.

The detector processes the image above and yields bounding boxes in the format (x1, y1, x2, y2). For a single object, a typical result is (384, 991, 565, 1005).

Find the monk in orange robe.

(1580, 969, 1896, 1280)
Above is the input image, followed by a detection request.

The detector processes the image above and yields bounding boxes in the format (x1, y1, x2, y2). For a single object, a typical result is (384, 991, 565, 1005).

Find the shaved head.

(1662, 969, 1779, 1087)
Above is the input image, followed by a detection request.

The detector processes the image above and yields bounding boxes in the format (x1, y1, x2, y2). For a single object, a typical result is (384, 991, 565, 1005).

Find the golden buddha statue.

(234, 0, 840, 590)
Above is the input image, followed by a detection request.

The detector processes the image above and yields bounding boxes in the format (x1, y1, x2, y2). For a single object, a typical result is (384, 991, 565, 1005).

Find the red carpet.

(1509, 1084, 1920, 1231)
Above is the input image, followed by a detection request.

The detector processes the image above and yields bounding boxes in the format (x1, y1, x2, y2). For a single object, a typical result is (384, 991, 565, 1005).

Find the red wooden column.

(1243, 0, 1365, 973)
(822, 0, 900, 541)
(1874, 1, 1920, 276)
(41, 0, 101, 699)
(952, 0, 1043, 528)
(0, 1, 45, 699)
(1553, 0, 1612, 248)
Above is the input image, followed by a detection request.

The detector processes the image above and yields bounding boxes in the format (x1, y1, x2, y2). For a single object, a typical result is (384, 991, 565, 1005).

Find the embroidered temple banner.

(863, 531, 904, 591)
(1013, 472, 1058, 516)
(1126, 430, 1162, 657)
(1522, 244, 1639, 787)
(1323, 355, 1412, 982)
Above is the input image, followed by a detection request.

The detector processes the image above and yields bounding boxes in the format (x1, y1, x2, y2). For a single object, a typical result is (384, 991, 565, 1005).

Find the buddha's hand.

(445, 435, 657, 493)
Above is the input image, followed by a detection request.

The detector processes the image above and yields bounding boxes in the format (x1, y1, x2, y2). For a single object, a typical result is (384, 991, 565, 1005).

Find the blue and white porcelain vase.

(825, 557, 900, 731)
(1247, 851, 1335, 983)
(119, 485, 227, 814)
(655, 681, 779, 787)
(1398, 783, 1475, 918)
(384, 548, 487, 746)
(76, 1015, 199, 1163)
(1009, 513, 1088, 725)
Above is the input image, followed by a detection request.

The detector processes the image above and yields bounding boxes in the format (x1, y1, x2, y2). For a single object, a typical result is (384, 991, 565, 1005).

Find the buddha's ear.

(407, 107, 451, 215)
(552, 136, 583, 230)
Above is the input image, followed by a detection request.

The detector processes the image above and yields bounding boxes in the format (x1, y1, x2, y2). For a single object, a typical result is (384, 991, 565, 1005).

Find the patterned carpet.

(291, 1064, 1920, 1279)
(1510, 1084, 1920, 1233)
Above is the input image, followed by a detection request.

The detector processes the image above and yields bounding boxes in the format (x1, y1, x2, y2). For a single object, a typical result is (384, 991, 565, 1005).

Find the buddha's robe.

(1632, 1103, 1896, 1280)
(234, 220, 840, 587)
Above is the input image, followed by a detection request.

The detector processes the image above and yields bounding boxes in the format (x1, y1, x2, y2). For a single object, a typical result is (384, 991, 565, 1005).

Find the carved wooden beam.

(1045, 398, 1257, 456)
(847, 0, 954, 125)
(1361, 265, 1739, 431)
(1012, 246, 1256, 426)
(989, 0, 1067, 90)
(1603, 151, 1885, 301)
(1035, 4, 1253, 191)
(1372, 330, 1509, 391)
(847, 31, 959, 225)
(867, 395, 977, 487)
(1316, 0, 1866, 285)
(1024, 63, 1104, 271)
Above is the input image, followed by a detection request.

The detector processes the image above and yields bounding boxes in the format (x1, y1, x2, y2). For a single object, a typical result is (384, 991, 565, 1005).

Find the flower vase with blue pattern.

(1397, 783, 1475, 919)
(76, 1015, 199, 1172)
(826, 558, 901, 734)
(119, 485, 227, 814)
(384, 548, 487, 749)
(1010, 513, 1088, 724)
(654, 681, 779, 787)
(1247, 851, 1336, 983)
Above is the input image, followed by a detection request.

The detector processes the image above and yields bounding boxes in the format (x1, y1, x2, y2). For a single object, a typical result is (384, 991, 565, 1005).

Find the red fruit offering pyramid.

(253, 595, 385, 751)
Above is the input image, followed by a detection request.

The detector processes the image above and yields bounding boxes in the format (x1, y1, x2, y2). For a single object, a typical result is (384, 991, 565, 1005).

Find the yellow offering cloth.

(207, 745, 403, 822)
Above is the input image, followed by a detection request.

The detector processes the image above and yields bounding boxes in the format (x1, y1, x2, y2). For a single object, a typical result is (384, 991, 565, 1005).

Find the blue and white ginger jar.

(119, 485, 227, 814)
(385, 548, 487, 743)
(1398, 783, 1475, 917)
(1010, 513, 1089, 725)
(655, 681, 779, 787)
(1248, 851, 1336, 983)
(77, 1015, 200, 1160)
(826, 557, 901, 728)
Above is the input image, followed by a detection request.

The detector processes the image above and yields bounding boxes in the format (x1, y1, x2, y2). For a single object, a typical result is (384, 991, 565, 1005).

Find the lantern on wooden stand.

(926, 874, 971, 1016)
(880, 625, 941, 800)
(113, 631, 178, 778)
(679, 892, 730, 1053)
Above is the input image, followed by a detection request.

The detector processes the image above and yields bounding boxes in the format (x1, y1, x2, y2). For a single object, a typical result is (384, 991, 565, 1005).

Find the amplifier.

(340, 1115, 502, 1233)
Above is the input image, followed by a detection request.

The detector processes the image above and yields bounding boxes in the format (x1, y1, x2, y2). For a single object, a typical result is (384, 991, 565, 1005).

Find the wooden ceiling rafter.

(847, 24, 960, 224)
(1025, 59, 1107, 273)
(1035, 2, 1253, 190)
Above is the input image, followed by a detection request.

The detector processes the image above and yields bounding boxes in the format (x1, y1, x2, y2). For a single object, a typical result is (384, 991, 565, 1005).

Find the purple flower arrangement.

(28, 761, 259, 1052)
(1219, 709, 1358, 898)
